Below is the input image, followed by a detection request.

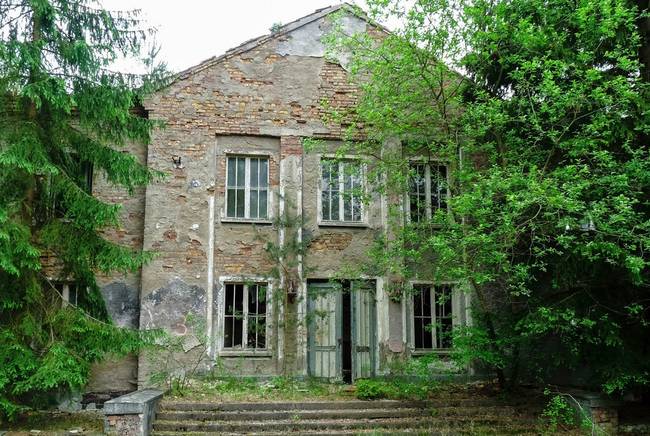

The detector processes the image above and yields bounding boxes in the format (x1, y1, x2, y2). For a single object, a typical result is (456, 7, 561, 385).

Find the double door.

(307, 280, 376, 382)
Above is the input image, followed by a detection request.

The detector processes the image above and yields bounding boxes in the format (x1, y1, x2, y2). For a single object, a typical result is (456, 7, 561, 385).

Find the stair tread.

(153, 416, 536, 426)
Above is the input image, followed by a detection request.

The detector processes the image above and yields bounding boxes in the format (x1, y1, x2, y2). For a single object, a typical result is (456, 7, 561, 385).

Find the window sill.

(318, 221, 369, 228)
(218, 350, 272, 358)
(220, 218, 273, 225)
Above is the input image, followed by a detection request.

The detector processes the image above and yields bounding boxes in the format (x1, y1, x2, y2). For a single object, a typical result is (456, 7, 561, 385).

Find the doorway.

(307, 280, 376, 382)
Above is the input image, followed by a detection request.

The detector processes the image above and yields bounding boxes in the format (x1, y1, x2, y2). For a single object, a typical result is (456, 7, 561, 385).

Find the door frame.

(307, 280, 377, 381)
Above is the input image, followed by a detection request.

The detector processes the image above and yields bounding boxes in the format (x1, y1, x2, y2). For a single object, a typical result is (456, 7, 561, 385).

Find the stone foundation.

(103, 389, 162, 436)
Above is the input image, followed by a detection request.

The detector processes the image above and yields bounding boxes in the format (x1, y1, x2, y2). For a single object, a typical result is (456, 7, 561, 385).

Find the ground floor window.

(223, 282, 267, 350)
(411, 284, 453, 350)
(53, 282, 81, 306)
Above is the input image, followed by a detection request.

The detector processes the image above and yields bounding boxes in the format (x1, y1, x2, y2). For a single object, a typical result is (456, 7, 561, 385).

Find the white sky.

(103, 0, 368, 73)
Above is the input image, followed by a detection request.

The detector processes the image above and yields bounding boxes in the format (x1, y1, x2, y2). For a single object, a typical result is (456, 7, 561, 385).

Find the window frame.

(406, 159, 450, 223)
(224, 155, 271, 222)
(406, 282, 459, 354)
(216, 277, 273, 357)
(53, 282, 81, 307)
(318, 157, 366, 226)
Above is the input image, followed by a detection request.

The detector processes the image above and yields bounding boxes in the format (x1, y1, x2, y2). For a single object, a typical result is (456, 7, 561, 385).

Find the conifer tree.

(0, 0, 166, 418)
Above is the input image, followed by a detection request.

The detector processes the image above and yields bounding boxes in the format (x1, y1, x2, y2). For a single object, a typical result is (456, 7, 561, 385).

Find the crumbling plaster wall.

(87, 140, 147, 392)
(135, 12, 402, 383)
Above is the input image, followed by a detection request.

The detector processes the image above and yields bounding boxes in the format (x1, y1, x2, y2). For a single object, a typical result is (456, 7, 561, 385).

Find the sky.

(103, 0, 368, 73)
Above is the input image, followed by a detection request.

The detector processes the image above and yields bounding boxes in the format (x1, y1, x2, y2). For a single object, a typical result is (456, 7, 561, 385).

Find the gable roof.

(168, 3, 387, 87)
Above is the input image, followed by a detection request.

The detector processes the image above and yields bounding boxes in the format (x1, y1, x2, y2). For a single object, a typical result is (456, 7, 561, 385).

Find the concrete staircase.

(152, 398, 542, 435)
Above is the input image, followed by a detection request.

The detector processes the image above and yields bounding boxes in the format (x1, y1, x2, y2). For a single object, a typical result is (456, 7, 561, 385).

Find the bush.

(356, 379, 396, 400)
(355, 378, 436, 401)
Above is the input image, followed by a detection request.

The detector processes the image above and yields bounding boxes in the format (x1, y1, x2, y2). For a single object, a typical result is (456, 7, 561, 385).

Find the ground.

(1, 411, 103, 435)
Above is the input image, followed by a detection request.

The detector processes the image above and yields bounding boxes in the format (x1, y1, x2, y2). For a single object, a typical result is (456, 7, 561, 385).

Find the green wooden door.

(351, 280, 376, 380)
(307, 282, 341, 380)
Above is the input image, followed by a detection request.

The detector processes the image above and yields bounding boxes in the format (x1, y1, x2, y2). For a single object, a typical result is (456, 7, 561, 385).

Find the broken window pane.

(435, 285, 453, 348)
(413, 285, 433, 350)
(224, 283, 267, 351)
(224, 283, 238, 348)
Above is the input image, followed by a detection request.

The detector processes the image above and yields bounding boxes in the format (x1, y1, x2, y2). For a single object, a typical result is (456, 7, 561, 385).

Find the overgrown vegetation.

(327, 0, 650, 398)
(0, 0, 167, 420)
(148, 314, 211, 396)
(165, 371, 350, 402)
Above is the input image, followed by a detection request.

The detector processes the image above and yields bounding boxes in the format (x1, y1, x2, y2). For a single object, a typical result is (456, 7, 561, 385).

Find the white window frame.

(224, 155, 270, 221)
(406, 160, 450, 223)
(406, 282, 462, 354)
(216, 276, 273, 357)
(53, 282, 80, 306)
(318, 157, 366, 226)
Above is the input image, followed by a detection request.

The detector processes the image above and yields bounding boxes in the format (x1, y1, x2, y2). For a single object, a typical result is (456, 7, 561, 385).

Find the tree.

(331, 0, 650, 394)
(0, 0, 166, 418)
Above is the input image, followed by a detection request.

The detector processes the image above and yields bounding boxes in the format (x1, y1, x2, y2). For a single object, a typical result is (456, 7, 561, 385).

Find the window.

(223, 283, 267, 350)
(412, 284, 453, 349)
(409, 163, 447, 222)
(226, 156, 269, 219)
(53, 282, 80, 306)
(47, 157, 93, 219)
(320, 159, 363, 222)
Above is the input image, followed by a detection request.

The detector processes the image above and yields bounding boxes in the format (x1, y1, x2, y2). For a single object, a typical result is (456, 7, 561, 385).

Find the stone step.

(152, 415, 535, 433)
(153, 428, 540, 436)
(156, 405, 518, 422)
(159, 398, 509, 412)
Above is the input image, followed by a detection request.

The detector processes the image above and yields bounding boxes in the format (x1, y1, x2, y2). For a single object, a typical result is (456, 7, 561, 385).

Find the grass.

(166, 375, 357, 402)
(0, 410, 103, 434)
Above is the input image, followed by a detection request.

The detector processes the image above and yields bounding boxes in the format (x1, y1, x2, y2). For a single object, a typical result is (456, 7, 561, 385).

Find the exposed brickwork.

(281, 135, 303, 158)
(87, 7, 399, 384)
(105, 413, 142, 436)
(317, 62, 360, 137)
(309, 232, 354, 252)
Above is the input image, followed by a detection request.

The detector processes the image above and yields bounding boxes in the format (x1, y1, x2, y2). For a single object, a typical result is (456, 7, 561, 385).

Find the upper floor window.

(320, 159, 363, 223)
(412, 284, 453, 350)
(223, 282, 267, 350)
(226, 156, 269, 219)
(409, 163, 447, 223)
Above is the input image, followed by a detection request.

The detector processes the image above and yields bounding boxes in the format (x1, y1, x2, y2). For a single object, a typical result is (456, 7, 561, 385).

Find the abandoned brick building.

(83, 4, 472, 392)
